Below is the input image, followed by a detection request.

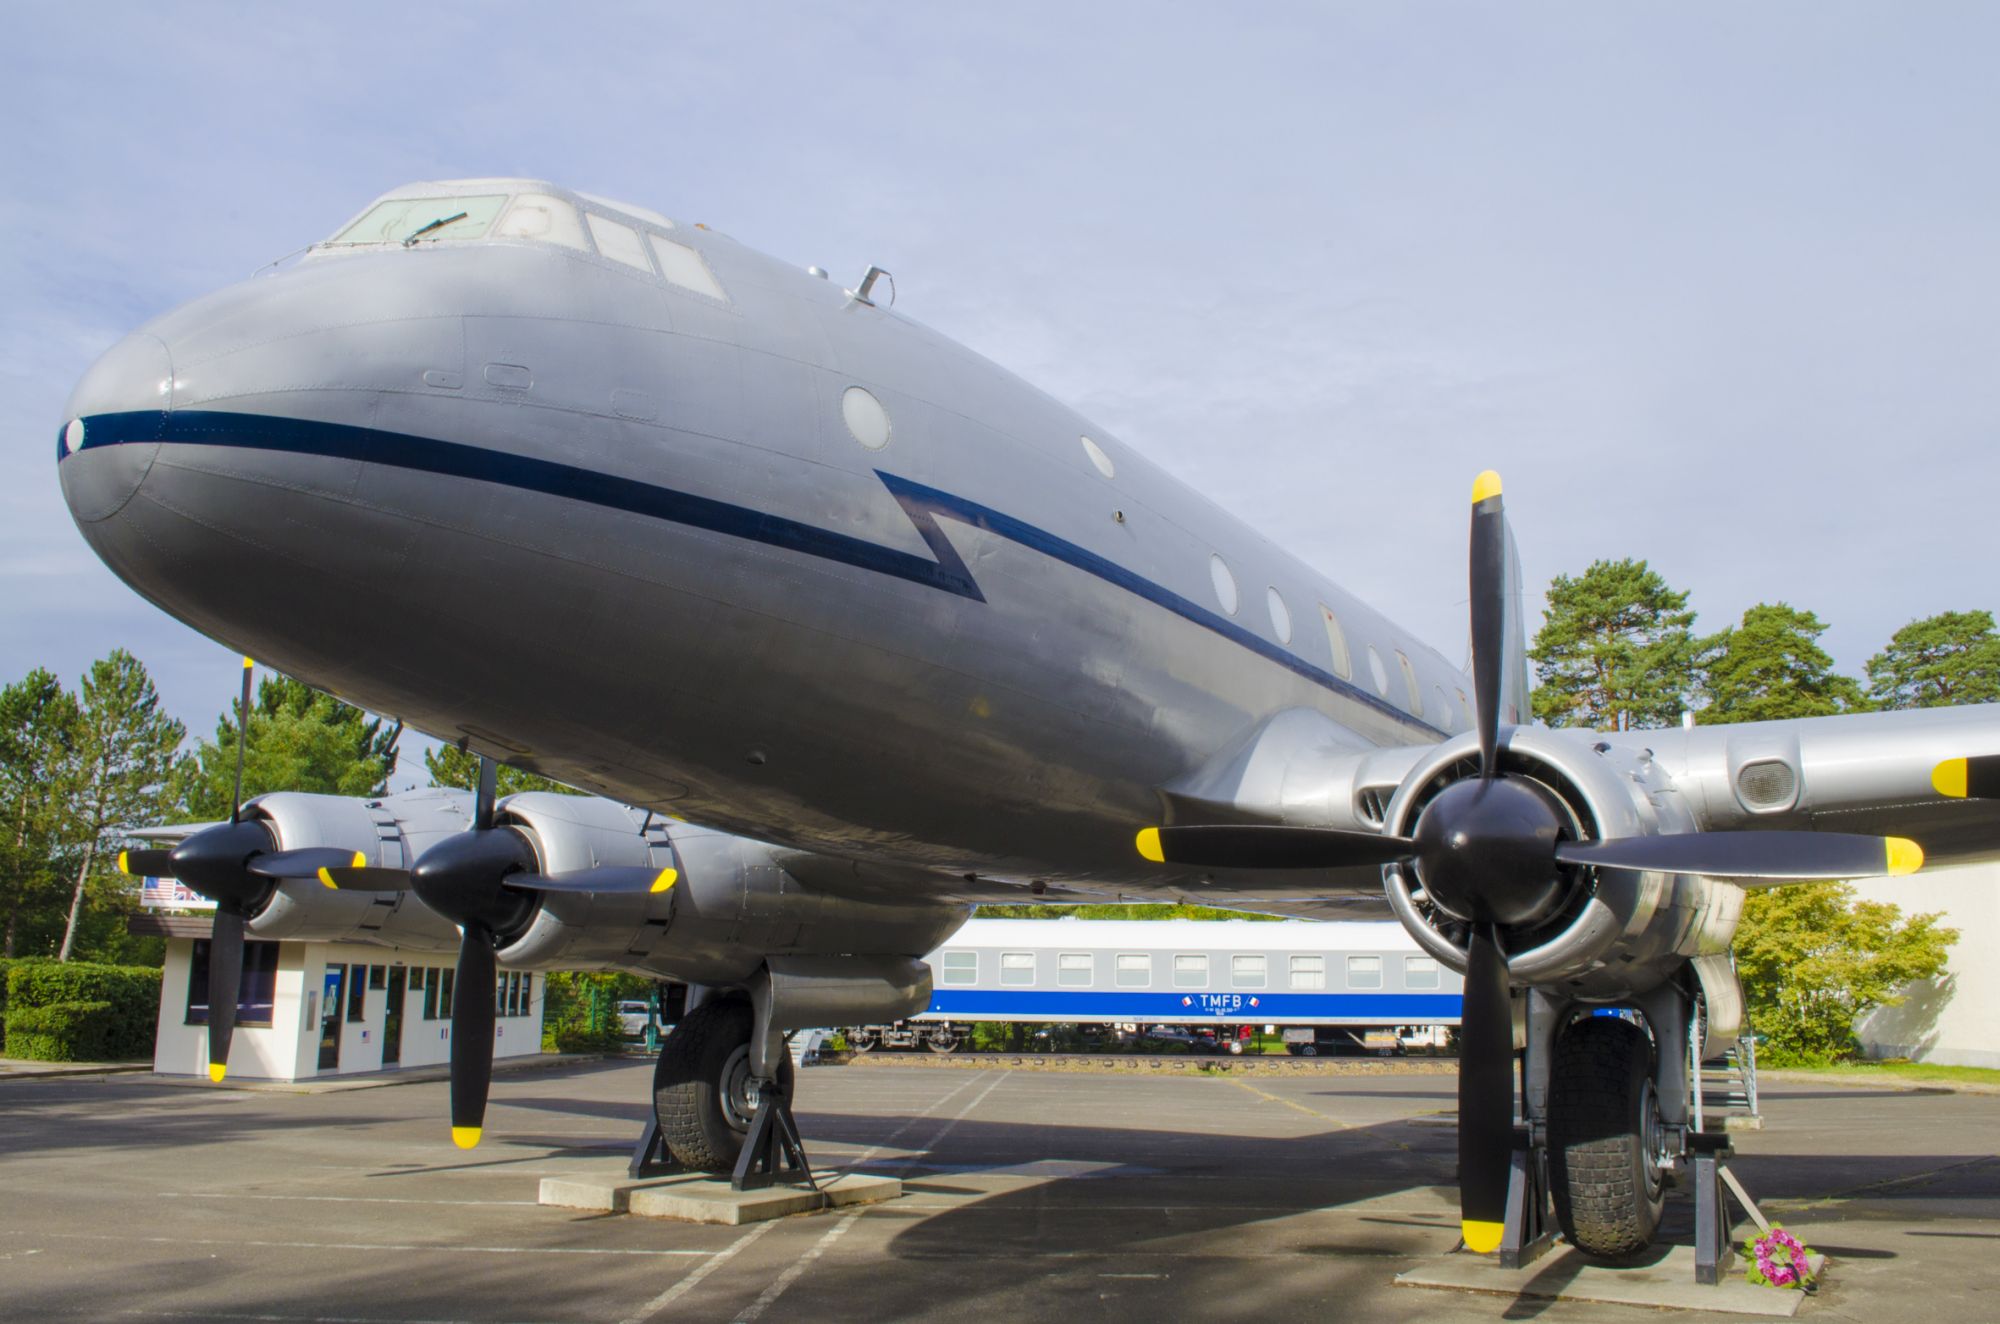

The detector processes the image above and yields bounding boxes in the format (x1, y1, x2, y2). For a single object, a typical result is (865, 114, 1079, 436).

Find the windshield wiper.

(402, 211, 469, 247)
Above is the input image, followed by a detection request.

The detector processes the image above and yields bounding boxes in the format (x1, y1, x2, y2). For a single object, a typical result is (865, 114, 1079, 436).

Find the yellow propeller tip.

(650, 868, 678, 893)
(1887, 838, 1925, 876)
(350, 850, 366, 868)
(317, 867, 339, 890)
(1932, 758, 1968, 798)
(1462, 1219, 1503, 1254)
(451, 1126, 481, 1150)
(117, 850, 132, 876)
(1135, 827, 1165, 864)
(207, 1063, 227, 1083)
(1471, 470, 1503, 505)
(241, 656, 255, 670)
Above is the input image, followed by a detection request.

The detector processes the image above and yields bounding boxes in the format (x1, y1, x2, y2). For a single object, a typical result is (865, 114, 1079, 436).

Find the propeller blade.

(1468, 471, 1507, 781)
(449, 923, 498, 1149)
(206, 907, 246, 1083)
(1135, 825, 1414, 870)
(1554, 831, 1923, 881)
(317, 864, 413, 891)
(247, 847, 368, 880)
(500, 866, 677, 895)
(473, 753, 497, 833)
(1457, 925, 1513, 1254)
(230, 657, 253, 825)
(117, 848, 177, 877)
(1934, 755, 2000, 800)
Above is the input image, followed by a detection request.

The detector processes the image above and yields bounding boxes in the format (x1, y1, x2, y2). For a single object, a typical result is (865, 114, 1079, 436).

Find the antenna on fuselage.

(848, 265, 895, 307)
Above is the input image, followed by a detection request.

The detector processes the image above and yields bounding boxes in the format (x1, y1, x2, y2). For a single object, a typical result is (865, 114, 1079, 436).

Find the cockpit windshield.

(327, 195, 508, 246)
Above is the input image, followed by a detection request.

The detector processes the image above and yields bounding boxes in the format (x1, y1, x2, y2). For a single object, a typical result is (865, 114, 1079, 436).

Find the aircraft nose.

(57, 331, 174, 523)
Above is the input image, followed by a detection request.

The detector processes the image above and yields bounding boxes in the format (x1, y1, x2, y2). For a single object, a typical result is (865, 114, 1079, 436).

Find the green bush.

(5, 1001, 117, 1062)
(5, 960, 160, 1060)
(540, 971, 645, 1053)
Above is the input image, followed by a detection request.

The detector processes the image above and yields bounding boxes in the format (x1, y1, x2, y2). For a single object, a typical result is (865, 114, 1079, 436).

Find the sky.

(4, 3, 1996, 778)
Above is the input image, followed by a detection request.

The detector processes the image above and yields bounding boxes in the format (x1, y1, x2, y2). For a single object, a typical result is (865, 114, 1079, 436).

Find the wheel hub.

(718, 1044, 761, 1131)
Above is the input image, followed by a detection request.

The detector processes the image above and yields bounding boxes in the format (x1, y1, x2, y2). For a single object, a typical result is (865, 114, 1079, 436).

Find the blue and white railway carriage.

(917, 919, 1464, 1027)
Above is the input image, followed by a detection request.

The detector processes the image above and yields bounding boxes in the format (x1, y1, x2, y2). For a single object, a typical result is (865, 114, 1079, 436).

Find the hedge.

(4, 960, 161, 1061)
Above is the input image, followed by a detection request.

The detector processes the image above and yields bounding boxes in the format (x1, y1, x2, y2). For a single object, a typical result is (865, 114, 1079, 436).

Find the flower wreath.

(1743, 1224, 1816, 1290)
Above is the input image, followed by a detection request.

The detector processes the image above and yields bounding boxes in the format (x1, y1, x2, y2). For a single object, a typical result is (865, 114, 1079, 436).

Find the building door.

(318, 966, 344, 1070)
(383, 967, 406, 1066)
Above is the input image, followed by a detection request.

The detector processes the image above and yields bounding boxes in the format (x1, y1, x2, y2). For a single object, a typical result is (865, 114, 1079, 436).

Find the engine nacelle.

(1381, 727, 1741, 1002)
(241, 789, 467, 951)
(495, 803, 966, 987)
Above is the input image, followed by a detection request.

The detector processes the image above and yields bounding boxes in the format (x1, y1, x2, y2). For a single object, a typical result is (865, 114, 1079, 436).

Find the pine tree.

(423, 744, 577, 796)
(0, 671, 83, 957)
(1529, 559, 1700, 730)
(1698, 603, 1869, 724)
(178, 674, 400, 821)
(1865, 610, 2000, 709)
(55, 652, 187, 961)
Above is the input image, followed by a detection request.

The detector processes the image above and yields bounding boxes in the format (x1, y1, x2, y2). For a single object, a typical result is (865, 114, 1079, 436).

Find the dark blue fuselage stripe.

(71, 408, 1444, 736)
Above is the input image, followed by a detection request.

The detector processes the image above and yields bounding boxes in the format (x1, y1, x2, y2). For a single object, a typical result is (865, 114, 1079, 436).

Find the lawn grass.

(1770, 1060, 2000, 1087)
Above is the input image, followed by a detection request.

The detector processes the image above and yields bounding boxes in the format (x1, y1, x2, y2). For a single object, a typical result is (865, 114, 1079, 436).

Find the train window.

(1405, 956, 1441, 989)
(1346, 955, 1383, 989)
(1231, 954, 1266, 989)
(1059, 952, 1092, 987)
(1116, 953, 1150, 987)
(1173, 954, 1208, 988)
(1000, 952, 1035, 986)
(939, 951, 977, 986)
(1289, 955, 1325, 990)
(586, 213, 653, 271)
(649, 235, 728, 301)
(1319, 605, 1353, 680)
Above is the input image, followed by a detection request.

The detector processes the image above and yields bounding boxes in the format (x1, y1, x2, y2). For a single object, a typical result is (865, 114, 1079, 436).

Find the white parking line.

(617, 1221, 777, 1324)
(47, 1232, 709, 1257)
(158, 1192, 537, 1207)
(731, 1207, 864, 1323)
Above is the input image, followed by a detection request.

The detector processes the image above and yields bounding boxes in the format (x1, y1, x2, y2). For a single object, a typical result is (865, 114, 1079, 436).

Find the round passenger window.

(1210, 554, 1239, 615)
(1080, 435, 1116, 478)
(842, 386, 891, 450)
(1266, 587, 1292, 643)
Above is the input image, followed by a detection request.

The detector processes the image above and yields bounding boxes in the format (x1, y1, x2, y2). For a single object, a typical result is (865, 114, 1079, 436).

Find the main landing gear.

(631, 992, 816, 1192)
(1497, 984, 1756, 1283)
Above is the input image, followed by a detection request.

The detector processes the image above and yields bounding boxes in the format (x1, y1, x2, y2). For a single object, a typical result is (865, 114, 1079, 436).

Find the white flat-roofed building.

(129, 915, 544, 1082)
(1852, 861, 2000, 1069)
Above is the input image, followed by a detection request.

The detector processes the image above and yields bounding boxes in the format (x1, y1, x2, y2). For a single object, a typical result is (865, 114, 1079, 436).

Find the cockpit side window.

(492, 194, 589, 251)
(585, 213, 653, 271)
(328, 195, 507, 246)
(649, 235, 728, 301)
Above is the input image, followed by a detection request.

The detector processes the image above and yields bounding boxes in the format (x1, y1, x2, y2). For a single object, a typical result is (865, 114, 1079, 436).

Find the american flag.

(138, 877, 216, 909)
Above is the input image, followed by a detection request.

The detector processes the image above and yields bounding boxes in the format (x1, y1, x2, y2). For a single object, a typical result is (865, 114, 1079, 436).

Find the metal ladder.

(1694, 1035, 1761, 1132)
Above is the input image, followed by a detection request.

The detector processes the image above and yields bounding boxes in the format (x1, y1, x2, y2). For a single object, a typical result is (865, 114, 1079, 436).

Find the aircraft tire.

(653, 999, 795, 1174)
(1548, 1016, 1666, 1259)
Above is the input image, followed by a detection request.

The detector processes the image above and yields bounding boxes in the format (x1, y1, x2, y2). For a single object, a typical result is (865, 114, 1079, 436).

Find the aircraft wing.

(1600, 703, 2000, 869)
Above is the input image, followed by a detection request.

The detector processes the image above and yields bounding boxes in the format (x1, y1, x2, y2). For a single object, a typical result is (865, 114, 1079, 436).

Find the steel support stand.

(1690, 1130, 1735, 1285)
(1498, 1124, 1556, 1268)
(731, 1079, 819, 1192)
(627, 1115, 682, 1180)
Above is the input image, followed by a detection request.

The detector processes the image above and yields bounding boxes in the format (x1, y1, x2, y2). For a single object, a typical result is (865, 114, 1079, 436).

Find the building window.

(368, 965, 387, 990)
(346, 965, 367, 1022)
(939, 951, 977, 986)
(1289, 955, 1325, 990)
(439, 969, 455, 1019)
(1000, 952, 1034, 986)
(1116, 953, 1150, 987)
(1347, 955, 1383, 989)
(1231, 954, 1267, 989)
(1405, 956, 1441, 989)
(422, 968, 439, 1021)
(521, 974, 533, 1015)
(1058, 953, 1092, 987)
(185, 939, 279, 1027)
(1174, 954, 1208, 989)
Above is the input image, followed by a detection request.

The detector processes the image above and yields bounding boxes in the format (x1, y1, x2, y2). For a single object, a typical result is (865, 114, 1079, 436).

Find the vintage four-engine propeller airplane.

(58, 179, 2000, 1259)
